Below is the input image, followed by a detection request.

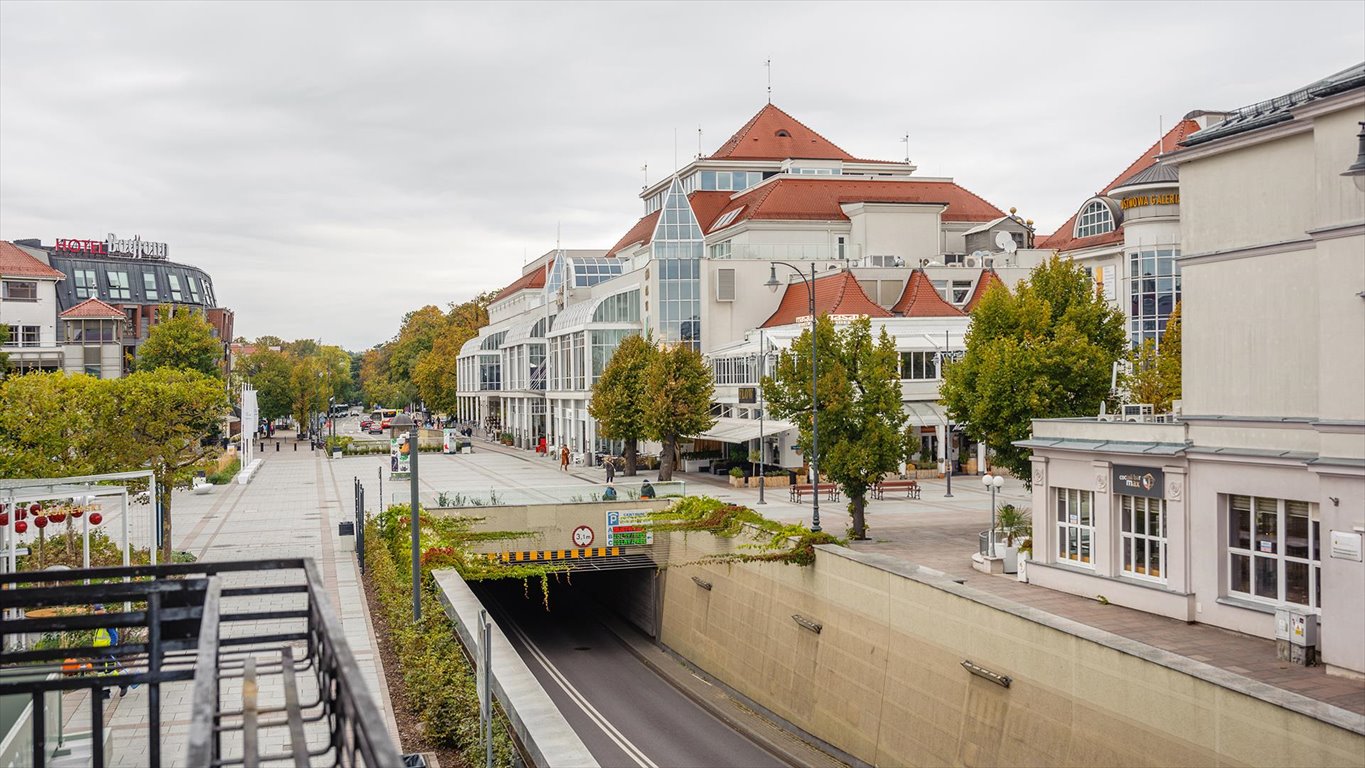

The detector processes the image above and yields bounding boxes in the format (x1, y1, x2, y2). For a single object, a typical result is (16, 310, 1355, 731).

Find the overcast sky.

(2, 2, 1362, 350)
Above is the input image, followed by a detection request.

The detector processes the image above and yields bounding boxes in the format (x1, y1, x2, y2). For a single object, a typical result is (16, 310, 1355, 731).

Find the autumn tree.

(588, 334, 656, 476)
(360, 344, 403, 407)
(1122, 302, 1182, 412)
(763, 316, 903, 539)
(643, 342, 716, 482)
(941, 254, 1126, 484)
(239, 348, 297, 423)
(413, 294, 492, 414)
(0, 372, 116, 477)
(138, 305, 224, 378)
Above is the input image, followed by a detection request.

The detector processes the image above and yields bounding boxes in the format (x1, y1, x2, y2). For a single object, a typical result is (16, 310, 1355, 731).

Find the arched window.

(1075, 200, 1116, 238)
(775, 129, 791, 137)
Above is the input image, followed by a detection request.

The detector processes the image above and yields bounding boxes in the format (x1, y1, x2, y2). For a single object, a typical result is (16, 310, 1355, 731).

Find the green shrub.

(728, 466, 745, 478)
(207, 458, 241, 484)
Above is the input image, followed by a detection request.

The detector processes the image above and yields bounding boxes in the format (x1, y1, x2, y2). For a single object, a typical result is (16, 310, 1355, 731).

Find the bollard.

(276, 441, 280, 452)
(294, 442, 297, 452)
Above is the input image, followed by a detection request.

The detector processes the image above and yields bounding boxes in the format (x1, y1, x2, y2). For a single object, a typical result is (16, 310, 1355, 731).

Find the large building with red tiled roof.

(457, 103, 1045, 475)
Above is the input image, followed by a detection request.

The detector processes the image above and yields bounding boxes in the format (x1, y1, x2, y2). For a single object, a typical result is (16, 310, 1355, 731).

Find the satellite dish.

(995, 231, 1018, 254)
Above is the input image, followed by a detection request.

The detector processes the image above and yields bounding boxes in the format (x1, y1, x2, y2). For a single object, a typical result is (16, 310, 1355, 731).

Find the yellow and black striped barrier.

(486, 547, 621, 563)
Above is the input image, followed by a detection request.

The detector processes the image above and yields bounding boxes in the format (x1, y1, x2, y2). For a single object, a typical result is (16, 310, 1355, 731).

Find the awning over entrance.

(696, 417, 796, 444)
(903, 401, 948, 428)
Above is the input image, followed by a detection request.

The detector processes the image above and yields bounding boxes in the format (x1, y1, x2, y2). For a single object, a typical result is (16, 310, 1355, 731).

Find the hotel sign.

(1121, 193, 1179, 210)
(1113, 464, 1164, 499)
(54, 233, 168, 260)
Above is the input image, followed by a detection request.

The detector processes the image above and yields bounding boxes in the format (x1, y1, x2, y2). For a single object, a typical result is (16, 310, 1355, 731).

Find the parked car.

(360, 418, 374, 431)
(368, 421, 385, 435)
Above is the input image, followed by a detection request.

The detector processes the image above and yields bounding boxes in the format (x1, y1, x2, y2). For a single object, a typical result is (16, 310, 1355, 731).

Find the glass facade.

(652, 178, 703, 350)
(592, 290, 640, 324)
(590, 329, 633, 385)
(698, 170, 765, 191)
(1129, 248, 1181, 348)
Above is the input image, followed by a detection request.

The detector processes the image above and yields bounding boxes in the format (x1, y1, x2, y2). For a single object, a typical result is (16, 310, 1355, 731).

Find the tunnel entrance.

(473, 566, 662, 639)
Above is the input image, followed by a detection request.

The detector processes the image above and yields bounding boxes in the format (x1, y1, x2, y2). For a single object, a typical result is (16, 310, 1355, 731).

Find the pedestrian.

(639, 479, 656, 499)
(560, 445, 570, 471)
(604, 458, 616, 483)
(91, 604, 128, 697)
(602, 483, 617, 501)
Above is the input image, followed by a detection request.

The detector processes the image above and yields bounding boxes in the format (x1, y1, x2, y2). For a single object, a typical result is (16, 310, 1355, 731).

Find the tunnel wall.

(430, 499, 673, 555)
(658, 530, 1365, 768)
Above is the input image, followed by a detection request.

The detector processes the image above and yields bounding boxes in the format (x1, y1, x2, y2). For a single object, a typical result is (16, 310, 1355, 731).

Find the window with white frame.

(1056, 488, 1094, 565)
(74, 269, 98, 299)
(143, 272, 159, 300)
(4, 324, 41, 347)
(1120, 495, 1166, 581)
(167, 274, 183, 302)
(899, 351, 938, 380)
(950, 280, 973, 304)
(1075, 200, 1115, 238)
(1227, 494, 1320, 608)
(2, 280, 37, 300)
(107, 270, 131, 300)
(708, 241, 732, 260)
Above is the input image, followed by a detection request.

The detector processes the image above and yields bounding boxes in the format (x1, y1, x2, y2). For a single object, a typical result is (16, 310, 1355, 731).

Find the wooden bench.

(790, 483, 841, 503)
(873, 479, 920, 500)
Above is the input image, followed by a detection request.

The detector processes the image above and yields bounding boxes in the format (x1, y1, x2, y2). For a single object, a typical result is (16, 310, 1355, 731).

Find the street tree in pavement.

(940, 254, 1126, 485)
(0, 324, 9, 375)
(763, 315, 903, 540)
(643, 341, 716, 483)
(588, 333, 656, 477)
(137, 305, 224, 378)
(237, 348, 298, 423)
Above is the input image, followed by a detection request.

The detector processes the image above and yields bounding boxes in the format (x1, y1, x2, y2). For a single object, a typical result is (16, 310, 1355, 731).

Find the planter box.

(728, 475, 747, 488)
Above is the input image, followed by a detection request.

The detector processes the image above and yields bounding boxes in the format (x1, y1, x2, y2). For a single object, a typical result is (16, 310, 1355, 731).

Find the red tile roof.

(1039, 119, 1201, 252)
(710, 104, 862, 162)
(606, 210, 660, 256)
(963, 269, 1006, 313)
(606, 190, 735, 255)
(0, 241, 65, 279)
(494, 261, 550, 301)
(890, 269, 965, 318)
(59, 297, 125, 319)
(761, 270, 891, 328)
(711, 177, 1005, 231)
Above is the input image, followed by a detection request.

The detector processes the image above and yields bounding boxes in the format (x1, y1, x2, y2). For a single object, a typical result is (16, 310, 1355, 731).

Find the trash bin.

(338, 521, 355, 536)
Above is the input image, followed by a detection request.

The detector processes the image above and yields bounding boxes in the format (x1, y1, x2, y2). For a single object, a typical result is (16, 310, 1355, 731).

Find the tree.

(643, 342, 716, 483)
(360, 344, 403, 407)
(764, 316, 903, 539)
(290, 356, 328, 435)
(413, 295, 491, 414)
(106, 369, 228, 560)
(0, 371, 115, 478)
(242, 349, 297, 423)
(1122, 302, 1182, 412)
(0, 324, 9, 376)
(588, 334, 656, 477)
(138, 305, 223, 378)
(941, 254, 1126, 484)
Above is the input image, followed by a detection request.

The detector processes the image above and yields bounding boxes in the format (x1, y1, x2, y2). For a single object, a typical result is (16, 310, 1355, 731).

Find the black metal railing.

(1, 558, 403, 767)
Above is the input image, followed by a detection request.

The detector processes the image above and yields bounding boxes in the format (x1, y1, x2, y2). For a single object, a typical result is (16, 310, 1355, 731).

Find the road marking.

(496, 608, 659, 768)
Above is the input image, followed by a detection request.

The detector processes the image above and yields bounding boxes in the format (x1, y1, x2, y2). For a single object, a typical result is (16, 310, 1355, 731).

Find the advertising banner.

(443, 429, 460, 454)
(1113, 464, 1163, 499)
(390, 433, 411, 478)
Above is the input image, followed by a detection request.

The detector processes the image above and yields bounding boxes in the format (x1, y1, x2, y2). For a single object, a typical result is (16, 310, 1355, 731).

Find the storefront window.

(1226, 494, 1320, 608)
(1056, 488, 1094, 566)
(1120, 495, 1166, 581)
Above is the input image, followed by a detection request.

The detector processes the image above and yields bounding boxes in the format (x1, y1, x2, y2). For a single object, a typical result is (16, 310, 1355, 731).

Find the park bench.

(872, 479, 921, 500)
(790, 483, 840, 503)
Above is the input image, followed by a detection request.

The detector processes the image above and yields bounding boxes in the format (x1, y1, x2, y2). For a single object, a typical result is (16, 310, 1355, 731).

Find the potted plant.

(995, 504, 1031, 574)
(728, 466, 746, 488)
(1016, 536, 1033, 583)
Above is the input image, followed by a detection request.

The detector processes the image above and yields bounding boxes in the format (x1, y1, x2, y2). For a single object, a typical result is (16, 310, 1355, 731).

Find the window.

(3, 280, 37, 300)
(715, 269, 736, 301)
(708, 240, 732, 259)
(652, 177, 703, 350)
(1128, 249, 1181, 349)
(951, 280, 973, 304)
(712, 208, 743, 230)
(167, 274, 183, 302)
(4, 325, 40, 347)
(1056, 488, 1094, 565)
(590, 329, 632, 385)
(74, 269, 98, 299)
(1227, 495, 1320, 608)
(1075, 200, 1116, 238)
(186, 276, 203, 303)
(1121, 495, 1166, 581)
(107, 270, 131, 300)
(899, 351, 938, 380)
(592, 290, 640, 323)
(143, 272, 159, 300)
(775, 129, 791, 137)
(698, 171, 763, 192)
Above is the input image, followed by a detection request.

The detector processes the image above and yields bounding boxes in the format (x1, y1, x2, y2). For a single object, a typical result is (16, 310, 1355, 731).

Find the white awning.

(903, 401, 948, 428)
(696, 417, 796, 444)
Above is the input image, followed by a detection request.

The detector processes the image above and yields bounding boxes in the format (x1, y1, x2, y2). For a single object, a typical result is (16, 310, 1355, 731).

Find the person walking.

(604, 457, 616, 483)
(92, 605, 128, 697)
(639, 479, 656, 499)
(560, 445, 570, 472)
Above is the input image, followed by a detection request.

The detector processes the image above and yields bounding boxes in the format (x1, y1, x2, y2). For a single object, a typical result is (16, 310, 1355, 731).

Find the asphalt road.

(476, 579, 788, 768)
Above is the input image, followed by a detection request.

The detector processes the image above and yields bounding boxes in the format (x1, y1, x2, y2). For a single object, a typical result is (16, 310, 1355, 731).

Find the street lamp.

(389, 412, 420, 621)
(1342, 121, 1365, 192)
(921, 331, 955, 498)
(765, 261, 821, 532)
(982, 473, 1005, 557)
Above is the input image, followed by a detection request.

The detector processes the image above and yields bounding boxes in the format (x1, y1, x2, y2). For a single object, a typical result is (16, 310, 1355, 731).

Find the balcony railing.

(0, 559, 404, 768)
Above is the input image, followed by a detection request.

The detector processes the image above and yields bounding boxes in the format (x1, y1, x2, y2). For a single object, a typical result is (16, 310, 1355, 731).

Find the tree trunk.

(850, 494, 868, 540)
(159, 479, 174, 562)
(658, 434, 676, 482)
(624, 438, 638, 477)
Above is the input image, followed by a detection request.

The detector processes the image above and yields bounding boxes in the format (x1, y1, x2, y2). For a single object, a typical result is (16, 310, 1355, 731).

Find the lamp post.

(1342, 121, 1365, 192)
(757, 330, 767, 505)
(921, 331, 954, 498)
(390, 412, 420, 621)
(982, 473, 1005, 557)
(765, 261, 820, 532)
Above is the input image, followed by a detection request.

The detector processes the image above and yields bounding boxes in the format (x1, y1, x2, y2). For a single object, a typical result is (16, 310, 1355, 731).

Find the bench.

(790, 483, 840, 503)
(873, 479, 920, 500)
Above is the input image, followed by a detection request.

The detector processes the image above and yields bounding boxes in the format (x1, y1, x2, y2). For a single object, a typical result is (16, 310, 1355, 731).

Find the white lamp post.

(982, 473, 1005, 557)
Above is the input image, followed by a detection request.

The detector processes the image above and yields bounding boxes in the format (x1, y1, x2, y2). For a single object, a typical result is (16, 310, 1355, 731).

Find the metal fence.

(0, 559, 402, 768)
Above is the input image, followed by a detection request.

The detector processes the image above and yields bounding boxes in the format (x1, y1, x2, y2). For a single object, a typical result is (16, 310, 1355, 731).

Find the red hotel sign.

(54, 233, 168, 260)
(54, 238, 109, 255)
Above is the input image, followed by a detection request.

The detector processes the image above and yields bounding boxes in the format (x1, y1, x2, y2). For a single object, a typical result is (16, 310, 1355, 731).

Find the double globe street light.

(765, 261, 821, 533)
(982, 473, 1006, 557)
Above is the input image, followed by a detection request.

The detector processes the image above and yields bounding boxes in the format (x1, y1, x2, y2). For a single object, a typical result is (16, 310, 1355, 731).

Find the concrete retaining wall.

(430, 499, 673, 555)
(659, 530, 1365, 767)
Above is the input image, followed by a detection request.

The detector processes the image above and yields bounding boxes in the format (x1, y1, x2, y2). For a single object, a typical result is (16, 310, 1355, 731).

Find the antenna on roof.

(765, 59, 772, 104)
(697, 126, 703, 160)
(556, 222, 561, 251)
(641, 163, 648, 190)
(900, 132, 910, 164)
(1157, 115, 1164, 157)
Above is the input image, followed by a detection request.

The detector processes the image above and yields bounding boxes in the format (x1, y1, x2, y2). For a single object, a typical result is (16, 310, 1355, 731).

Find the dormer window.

(1075, 199, 1117, 238)
(775, 129, 791, 137)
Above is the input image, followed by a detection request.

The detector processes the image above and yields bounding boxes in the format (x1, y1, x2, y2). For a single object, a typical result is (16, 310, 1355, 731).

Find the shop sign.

(1120, 193, 1180, 210)
(1112, 464, 1163, 499)
(1329, 531, 1362, 561)
(54, 233, 169, 260)
(606, 509, 653, 547)
(738, 387, 757, 404)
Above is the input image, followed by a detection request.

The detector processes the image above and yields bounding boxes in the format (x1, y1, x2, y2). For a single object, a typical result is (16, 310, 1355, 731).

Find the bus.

(370, 408, 398, 433)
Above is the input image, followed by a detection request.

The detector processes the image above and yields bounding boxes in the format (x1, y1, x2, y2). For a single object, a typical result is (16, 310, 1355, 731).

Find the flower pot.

(729, 475, 747, 488)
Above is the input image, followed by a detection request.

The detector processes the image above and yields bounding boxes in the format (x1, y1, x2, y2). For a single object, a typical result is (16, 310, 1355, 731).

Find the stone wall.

(659, 529, 1365, 767)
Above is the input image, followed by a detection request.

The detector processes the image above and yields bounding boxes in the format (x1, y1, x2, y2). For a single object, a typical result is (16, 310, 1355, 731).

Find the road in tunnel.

(475, 574, 789, 768)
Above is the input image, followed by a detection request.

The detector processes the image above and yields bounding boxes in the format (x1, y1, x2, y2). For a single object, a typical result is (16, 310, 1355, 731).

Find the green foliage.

(207, 458, 241, 484)
(762, 316, 904, 539)
(239, 349, 297, 423)
(647, 496, 843, 566)
(0, 324, 9, 375)
(941, 255, 1126, 486)
(1121, 302, 1182, 412)
(728, 466, 745, 478)
(643, 343, 716, 481)
(588, 334, 656, 476)
(138, 305, 223, 378)
(413, 295, 492, 414)
(995, 504, 1031, 546)
(0, 372, 115, 477)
